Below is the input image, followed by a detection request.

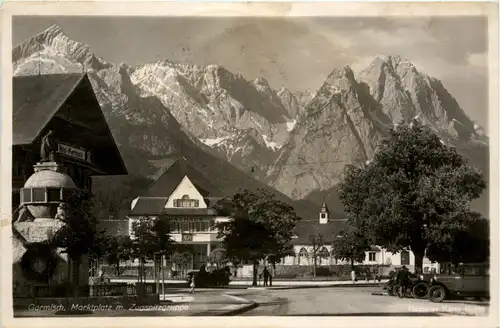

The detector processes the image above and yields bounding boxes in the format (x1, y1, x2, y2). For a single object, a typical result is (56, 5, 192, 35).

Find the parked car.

(185, 267, 231, 288)
(427, 263, 489, 303)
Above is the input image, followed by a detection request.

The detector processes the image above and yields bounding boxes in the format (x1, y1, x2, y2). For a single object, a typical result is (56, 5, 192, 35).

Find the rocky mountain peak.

(252, 77, 273, 93)
(13, 24, 111, 72)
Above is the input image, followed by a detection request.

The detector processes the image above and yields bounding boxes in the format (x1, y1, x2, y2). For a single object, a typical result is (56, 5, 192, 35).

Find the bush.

(273, 264, 390, 279)
(315, 267, 331, 276)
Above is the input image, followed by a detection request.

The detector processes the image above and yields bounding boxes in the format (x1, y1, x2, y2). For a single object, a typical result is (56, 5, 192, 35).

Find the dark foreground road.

(235, 287, 489, 316)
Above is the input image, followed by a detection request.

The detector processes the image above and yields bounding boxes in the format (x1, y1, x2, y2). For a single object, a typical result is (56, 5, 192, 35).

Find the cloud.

(467, 52, 487, 68)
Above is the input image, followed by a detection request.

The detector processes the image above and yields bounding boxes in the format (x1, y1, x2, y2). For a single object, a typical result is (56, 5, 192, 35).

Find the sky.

(13, 16, 489, 130)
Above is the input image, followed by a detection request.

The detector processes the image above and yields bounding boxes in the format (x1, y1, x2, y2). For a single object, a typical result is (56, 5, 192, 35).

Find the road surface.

(235, 287, 489, 316)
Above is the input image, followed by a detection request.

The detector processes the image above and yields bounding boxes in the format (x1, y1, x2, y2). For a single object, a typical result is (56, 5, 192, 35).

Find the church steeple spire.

(319, 199, 330, 224)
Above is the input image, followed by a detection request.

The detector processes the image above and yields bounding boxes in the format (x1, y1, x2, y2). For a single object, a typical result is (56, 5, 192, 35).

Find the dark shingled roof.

(128, 198, 219, 216)
(13, 73, 127, 175)
(13, 73, 85, 145)
(291, 219, 349, 245)
(96, 220, 129, 237)
(146, 157, 223, 197)
(128, 197, 168, 216)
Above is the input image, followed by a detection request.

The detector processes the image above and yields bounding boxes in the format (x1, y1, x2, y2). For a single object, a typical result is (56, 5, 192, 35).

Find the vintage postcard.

(1, 1, 498, 328)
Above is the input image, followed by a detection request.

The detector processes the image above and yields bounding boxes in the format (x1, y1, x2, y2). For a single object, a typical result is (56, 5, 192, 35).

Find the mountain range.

(12, 24, 490, 217)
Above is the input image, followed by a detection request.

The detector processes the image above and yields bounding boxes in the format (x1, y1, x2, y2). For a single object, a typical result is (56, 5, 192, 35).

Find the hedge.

(273, 264, 391, 278)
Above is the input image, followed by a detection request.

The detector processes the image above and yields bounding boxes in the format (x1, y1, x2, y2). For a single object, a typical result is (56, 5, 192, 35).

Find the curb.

(248, 283, 385, 290)
(217, 302, 258, 316)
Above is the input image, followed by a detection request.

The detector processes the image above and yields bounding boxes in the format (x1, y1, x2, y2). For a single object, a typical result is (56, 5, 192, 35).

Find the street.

(14, 286, 489, 317)
(235, 287, 489, 316)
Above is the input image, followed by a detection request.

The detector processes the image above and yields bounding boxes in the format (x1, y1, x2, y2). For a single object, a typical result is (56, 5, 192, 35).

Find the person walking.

(351, 268, 357, 283)
(263, 267, 270, 287)
(189, 274, 196, 294)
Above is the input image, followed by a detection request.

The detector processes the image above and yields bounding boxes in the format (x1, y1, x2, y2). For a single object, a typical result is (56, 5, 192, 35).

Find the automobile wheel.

(428, 285, 446, 303)
(412, 282, 429, 299)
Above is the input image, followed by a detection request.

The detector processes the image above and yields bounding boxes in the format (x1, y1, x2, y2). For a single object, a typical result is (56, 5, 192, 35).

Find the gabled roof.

(13, 73, 85, 145)
(291, 219, 349, 245)
(146, 157, 222, 197)
(13, 73, 127, 175)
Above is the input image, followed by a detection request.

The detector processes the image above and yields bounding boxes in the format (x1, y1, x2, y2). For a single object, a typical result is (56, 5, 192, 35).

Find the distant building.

(282, 200, 439, 273)
(127, 157, 230, 270)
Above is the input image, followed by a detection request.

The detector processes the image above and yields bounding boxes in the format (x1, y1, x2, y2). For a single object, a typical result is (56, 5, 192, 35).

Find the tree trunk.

(313, 254, 317, 277)
(116, 261, 120, 277)
(252, 260, 258, 286)
(414, 252, 424, 274)
(73, 257, 80, 299)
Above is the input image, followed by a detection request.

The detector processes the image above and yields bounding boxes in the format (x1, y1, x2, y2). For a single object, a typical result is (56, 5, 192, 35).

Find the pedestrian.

(351, 268, 356, 283)
(396, 265, 410, 298)
(263, 267, 269, 286)
(189, 274, 196, 294)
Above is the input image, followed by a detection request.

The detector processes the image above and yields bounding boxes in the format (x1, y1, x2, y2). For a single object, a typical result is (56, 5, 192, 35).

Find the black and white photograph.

(1, 2, 498, 326)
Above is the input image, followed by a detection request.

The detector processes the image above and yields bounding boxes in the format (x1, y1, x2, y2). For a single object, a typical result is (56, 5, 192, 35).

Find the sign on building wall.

(182, 234, 193, 242)
(58, 143, 92, 163)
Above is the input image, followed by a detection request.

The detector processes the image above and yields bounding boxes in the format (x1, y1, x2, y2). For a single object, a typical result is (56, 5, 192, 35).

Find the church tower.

(319, 199, 330, 224)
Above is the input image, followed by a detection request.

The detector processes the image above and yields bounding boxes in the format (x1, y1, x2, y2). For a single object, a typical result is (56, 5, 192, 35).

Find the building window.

(47, 188, 61, 202)
(400, 250, 410, 265)
(32, 188, 46, 202)
(21, 189, 32, 203)
(174, 195, 199, 208)
(368, 252, 376, 262)
(318, 247, 329, 265)
(320, 213, 326, 219)
(172, 221, 211, 233)
(298, 248, 308, 265)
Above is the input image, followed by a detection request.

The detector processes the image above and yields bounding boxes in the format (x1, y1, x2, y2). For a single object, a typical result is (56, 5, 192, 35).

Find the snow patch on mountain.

(200, 136, 232, 147)
(286, 119, 297, 132)
(262, 135, 282, 151)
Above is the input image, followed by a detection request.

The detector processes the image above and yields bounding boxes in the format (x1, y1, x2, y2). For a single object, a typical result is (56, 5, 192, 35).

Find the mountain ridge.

(12, 24, 489, 217)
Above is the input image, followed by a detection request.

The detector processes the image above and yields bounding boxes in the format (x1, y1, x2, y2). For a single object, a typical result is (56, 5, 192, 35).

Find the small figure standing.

(40, 130, 57, 162)
(263, 267, 270, 287)
(54, 202, 67, 221)
(189, 274, 196, 294)
(351, 268, 357, 283)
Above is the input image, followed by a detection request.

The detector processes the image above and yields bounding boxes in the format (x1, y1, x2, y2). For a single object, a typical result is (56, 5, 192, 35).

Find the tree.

(331, 229, 371, 268)
(426, 212, 489, 265)
(209, 248, 227, 268)
(339, 120, 486, 271)
(131, 216, 174, 282)
(102, 235, 133, 276)
(219, 217, 276, 286)
(51, 189, 99, 298)
(215, 189, 301, 286)
(308, 231, 326, 277)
